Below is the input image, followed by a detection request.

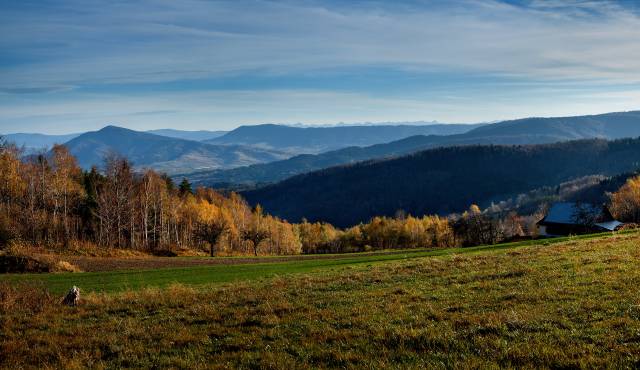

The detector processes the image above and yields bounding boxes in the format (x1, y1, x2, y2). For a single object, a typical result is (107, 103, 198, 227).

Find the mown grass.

(1, 231, 629, 295)
(2, 231, 640, 368)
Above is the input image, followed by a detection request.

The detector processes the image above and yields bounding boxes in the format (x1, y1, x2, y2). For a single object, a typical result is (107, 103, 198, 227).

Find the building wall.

(538, 225, 548, 236)
(538, 223, 601, 236)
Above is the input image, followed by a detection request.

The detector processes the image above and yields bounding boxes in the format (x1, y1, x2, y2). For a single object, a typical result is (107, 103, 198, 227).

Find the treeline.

(1, 139, 608, 256)
(609, 175, 640, 224)
(296, 204, 534, 253)
(298, 214, 455, 253)
(0, 142, 301, 255)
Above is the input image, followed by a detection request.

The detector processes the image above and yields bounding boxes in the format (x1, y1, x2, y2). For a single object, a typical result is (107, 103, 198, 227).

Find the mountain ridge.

(205, 123, 484, 154)
(146, 129, 228, 141)
(185, 110, 640, 187)
(63, 126, 289, 174)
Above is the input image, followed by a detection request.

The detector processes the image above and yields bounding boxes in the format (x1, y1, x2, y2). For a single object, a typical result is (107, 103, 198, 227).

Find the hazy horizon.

(4, 109, 640, 136)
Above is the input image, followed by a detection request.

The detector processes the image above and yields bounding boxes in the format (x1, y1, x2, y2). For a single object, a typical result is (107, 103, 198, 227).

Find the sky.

(1, 0, 640, 134)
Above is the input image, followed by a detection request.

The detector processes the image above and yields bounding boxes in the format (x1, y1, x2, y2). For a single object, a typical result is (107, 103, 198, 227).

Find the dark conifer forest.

(244, 138, 640, 226)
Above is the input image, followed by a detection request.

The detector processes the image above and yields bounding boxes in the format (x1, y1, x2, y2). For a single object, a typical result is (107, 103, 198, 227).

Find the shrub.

(0, 246, 81, 273)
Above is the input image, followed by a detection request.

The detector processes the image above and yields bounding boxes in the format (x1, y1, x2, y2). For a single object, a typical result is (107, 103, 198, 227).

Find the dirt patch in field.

(33, 249, 427, 272)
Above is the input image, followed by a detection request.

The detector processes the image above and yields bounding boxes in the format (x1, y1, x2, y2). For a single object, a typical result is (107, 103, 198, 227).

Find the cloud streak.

(0, 0, 638, 132)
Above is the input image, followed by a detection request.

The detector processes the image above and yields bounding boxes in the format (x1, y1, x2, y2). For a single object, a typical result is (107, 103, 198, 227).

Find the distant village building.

(537, 202, 624, 236)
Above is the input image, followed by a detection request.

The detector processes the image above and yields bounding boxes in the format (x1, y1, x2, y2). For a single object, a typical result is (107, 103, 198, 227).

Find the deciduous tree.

(610, 175, 640, 223)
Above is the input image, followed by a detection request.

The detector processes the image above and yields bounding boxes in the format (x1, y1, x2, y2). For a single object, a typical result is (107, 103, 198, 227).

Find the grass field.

(2, 231, 640, 368)
(1, 232, 621, 295)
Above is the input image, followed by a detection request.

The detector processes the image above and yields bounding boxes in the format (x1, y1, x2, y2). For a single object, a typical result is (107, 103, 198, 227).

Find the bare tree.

(96, 153, 135, 248)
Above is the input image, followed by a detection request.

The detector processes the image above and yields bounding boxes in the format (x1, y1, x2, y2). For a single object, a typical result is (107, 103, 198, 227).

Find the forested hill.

(186, 110, 640, 187)
(467, 110, 640, 140)
(183, 135, 454, 188)
(242, 138, 640, 227)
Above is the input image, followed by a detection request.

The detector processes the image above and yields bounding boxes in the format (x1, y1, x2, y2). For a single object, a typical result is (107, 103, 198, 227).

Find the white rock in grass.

(62, 286, 80, 306)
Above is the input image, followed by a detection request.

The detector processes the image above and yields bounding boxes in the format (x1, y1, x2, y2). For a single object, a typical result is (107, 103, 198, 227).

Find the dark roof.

(537, 202, 624, 231)
(541, 202, 601, 225)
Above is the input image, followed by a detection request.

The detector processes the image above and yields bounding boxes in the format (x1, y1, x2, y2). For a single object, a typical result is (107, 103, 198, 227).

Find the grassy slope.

(3, 231, 640, 368)
(1, 232, 619, 295)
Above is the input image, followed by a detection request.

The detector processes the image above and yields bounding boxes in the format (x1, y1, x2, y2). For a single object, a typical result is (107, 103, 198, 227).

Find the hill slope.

(187, 111, 640, 187)
(184, 134, 454, 187)
(243, 138, 640, 226)
(5, 232, 640, 368)
(64, 126, 288, 174)
(468, 110, 640, 141)
(2, 129, 227, 151)
(205, 123, 483, 153)
(146, 129, 227, 141)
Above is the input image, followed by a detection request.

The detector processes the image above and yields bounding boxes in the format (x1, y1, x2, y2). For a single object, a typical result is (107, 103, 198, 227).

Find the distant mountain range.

(3, 122, 475, 154)
(243, 137, 640, 227)
(63, 126, 289, 174)
(205, 123, 483, 154)
(5, 111, 640, 185)
(186, 111, 640, 187)
(3, 128, 227, 150)
(4, 121, 488, 176)
(3, 132, 82, 152)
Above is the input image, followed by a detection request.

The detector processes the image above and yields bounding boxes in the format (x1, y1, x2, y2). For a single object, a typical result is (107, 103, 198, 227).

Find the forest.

(1, 138, 638, 256)
(243, 138, 640, 226)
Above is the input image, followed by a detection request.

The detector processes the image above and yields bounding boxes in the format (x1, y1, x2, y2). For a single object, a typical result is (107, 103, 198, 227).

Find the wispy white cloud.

(0, 0, 638, 132)
(2, 0, 639, 88)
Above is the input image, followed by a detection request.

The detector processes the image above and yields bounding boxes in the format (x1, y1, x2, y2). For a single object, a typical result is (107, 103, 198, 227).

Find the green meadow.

(2, 232, 619, 295)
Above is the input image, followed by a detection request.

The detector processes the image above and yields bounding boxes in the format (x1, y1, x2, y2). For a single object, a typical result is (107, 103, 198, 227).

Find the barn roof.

(594, 221, 624, 231)
(540, 202, 603, 225)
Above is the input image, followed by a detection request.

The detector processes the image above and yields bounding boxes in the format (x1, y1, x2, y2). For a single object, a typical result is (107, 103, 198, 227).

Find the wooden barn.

(537, 202, 623, 237)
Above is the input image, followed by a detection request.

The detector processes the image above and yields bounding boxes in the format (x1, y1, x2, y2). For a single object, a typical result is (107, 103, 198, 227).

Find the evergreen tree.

(179, 178, 193, 196)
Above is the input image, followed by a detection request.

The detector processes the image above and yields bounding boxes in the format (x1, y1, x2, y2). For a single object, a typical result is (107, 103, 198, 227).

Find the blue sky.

(1, 0, 639, 134)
